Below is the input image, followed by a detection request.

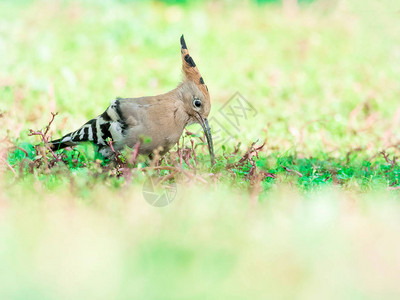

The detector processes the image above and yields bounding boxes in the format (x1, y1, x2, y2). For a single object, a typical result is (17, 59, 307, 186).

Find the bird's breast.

(119, 97, 187, 155)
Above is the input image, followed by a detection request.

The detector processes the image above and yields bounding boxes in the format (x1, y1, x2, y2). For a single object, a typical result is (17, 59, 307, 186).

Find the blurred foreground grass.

(2, 185, 400, 299)
(1, 0, 400, 298)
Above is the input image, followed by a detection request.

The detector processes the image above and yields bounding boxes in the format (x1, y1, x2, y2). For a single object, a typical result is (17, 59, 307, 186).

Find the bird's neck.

(153, 86, 190, 130)
(171, 89, 190, 130)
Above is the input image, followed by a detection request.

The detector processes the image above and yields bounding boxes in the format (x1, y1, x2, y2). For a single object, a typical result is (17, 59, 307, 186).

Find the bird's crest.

(180, 35, 210, 101)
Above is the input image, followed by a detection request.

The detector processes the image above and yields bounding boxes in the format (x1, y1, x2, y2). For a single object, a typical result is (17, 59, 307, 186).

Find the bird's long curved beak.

(196, 113, 215, 165)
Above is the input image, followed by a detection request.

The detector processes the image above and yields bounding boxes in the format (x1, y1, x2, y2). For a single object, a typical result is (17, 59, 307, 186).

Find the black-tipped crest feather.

(180, 34, 187, 49)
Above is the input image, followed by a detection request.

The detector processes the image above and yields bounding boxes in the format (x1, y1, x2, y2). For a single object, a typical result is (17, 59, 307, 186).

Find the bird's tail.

(49, 118, 97, 151)
(48, 135, 76, 151)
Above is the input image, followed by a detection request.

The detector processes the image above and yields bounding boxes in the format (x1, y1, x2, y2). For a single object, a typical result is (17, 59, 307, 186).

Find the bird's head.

(178, 35, 214, 165)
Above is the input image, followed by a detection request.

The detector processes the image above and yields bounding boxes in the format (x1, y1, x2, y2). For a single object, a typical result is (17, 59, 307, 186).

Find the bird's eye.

(193, 98, 202, 108)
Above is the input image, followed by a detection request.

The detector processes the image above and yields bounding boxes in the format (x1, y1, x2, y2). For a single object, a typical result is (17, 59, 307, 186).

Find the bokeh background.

(2, 0, 400, 155)
(1, 0, 400, 299)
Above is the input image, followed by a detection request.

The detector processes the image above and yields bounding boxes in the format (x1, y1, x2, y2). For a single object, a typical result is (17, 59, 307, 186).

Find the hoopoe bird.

(49, 35, 214, 164)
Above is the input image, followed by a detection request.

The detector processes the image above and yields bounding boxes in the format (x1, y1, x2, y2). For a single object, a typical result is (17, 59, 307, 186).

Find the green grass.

(1, 0, 400, 298)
